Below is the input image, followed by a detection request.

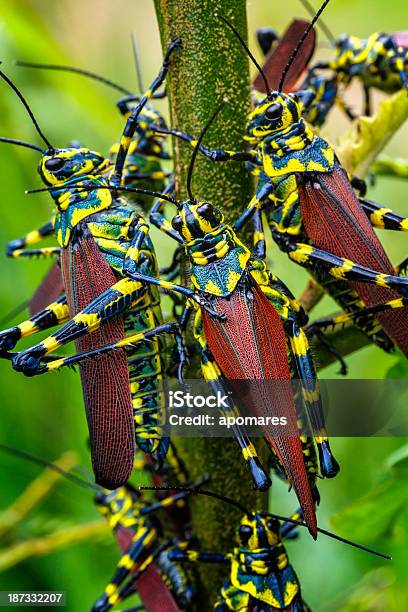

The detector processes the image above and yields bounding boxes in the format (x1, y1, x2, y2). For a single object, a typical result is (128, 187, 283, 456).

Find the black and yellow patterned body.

(148, 194, 342, 530)
(1, 147, 173, 487)
(216, 515, 308, 611)
(5, 52, 177, 317)
(245, 92, 408, 353)
(109, 102, 170, 208)
(93, 485, 196, 611)
(166, 91, 408, 356)
(327, 32, 408, 95)
(171, 512, 309, 611)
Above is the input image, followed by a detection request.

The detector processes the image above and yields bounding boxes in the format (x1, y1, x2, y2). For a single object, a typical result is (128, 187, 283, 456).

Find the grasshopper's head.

(38, 147, 108, 186)
(246, 92, 302, 141)
(171, 199, 224, 243)
(135, 105, 166, 138)
(119, 98, 167, 137)
(237, 513, 281, 550)
(334, 33, 354, 55)
(95, 485, 140, 525)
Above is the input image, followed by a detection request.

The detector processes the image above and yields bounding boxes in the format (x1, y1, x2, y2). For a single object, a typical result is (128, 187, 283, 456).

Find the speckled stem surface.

(153, 0, 268, 604)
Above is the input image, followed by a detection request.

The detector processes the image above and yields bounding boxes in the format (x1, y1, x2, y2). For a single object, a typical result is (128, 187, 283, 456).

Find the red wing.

(29, 262, 64, 316)
(116, 524, 135, 552)
(253, 20, 316, 93)
(203, 277, 317, 536)
(135, 565, 181, 612)
(298, 166, 408, 354)
(61, 223, 134, 489)
(392, 31, 408, 49)
(115, 526, 180, 611)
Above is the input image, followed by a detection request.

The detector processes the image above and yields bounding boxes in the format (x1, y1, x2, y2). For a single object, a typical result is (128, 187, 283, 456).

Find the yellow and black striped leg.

(252, 209, 267, 260)
(7, 220, 55, 257)
(233, 180, 276, 234)
(273, 231, 408, 296)
(91, 526, 160, 612)
(149, 181, 183, 244)
(13, 320, 186, 377)
(169, 549, 227, 564)
(116, 85, 166, 114)
(360, 198, 408, 231)
(123, 266, 224, 320)
(286, 320, 339, 479)
(139, 484, 207, 516)
(99, 540, 173, 612)
(309, 296, 408, 332)
(0, 297, 68, 356)
(110, 39, 182, 188)
(8, 247, 60, 259)
(11, 277, 147, 375)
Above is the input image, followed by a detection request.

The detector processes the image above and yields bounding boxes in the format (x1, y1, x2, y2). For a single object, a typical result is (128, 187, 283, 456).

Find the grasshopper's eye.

(171, 215, 184, 233)
(265, 103, 282, 121)
(197, 203, 213, 217)
(238, 524, 253, 544)
(266, 518, 279, 532)
(44, 157, 65, 171)
(197, 203, 222, 226)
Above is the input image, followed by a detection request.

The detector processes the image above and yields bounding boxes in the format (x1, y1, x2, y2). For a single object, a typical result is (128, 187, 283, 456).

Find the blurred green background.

(0, 0, 407, 609)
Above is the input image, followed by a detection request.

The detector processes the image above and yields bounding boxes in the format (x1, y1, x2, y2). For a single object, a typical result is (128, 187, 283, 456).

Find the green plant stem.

(153, 0, 268, 604)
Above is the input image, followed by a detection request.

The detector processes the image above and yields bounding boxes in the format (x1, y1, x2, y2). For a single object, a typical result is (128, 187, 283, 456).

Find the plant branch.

(153, 0, 267, 602)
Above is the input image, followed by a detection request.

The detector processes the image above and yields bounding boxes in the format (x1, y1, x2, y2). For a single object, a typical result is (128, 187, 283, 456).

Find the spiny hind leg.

(253, 271, 339, 479)
(11, 278, 149, 375)
(273, 231, 408, 296)
(309, 297, 408, 332)
(110, 39, 182, 187)
(286, 320, 339, 478)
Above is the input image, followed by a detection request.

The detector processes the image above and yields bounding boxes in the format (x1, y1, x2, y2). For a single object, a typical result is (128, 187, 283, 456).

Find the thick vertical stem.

(153, 0, 268, 603)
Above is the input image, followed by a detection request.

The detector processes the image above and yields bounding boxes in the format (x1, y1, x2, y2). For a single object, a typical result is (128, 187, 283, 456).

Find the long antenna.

(298, 0, 336, 44)
(0, 68, 54, 150)
(16, 61, 133, 96)
(266, 511, 391, 560)
(186, 100, 225, 201)
(279, 0, 332, 91)
(219, 15, 271, 95)
(140, 485, 391, 560)
(0, 136, 44, 153)
(139, 485, 250, 515)
(131, 33, 144, 93)
(25, 184, 180, 206)
(0, 444, 100, 492)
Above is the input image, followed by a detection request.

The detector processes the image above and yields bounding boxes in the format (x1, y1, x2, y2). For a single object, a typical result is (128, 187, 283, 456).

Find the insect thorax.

(187, 226, 251, 297)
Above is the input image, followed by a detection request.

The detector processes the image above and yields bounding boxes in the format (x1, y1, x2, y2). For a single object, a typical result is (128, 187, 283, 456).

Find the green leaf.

(331, 446, 408, 541)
